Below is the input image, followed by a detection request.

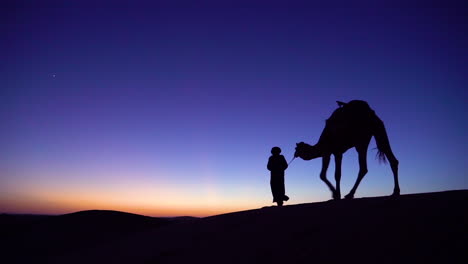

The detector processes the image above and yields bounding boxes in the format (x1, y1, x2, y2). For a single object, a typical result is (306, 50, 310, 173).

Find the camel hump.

(329, 100, 374, 123)
(340, 100, 372, 113)
(336, 100, 370, 108)
(336, 101, 346, 107)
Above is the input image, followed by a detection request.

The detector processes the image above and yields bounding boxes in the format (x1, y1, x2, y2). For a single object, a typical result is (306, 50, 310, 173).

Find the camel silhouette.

(294, 100, 399, 200)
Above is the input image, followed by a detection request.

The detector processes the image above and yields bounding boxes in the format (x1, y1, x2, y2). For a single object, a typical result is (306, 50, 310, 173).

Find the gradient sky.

(2, 1, 467, 217)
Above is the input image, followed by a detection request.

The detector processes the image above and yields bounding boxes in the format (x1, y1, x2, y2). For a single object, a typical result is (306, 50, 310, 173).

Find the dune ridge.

(4, 190, 467, 264)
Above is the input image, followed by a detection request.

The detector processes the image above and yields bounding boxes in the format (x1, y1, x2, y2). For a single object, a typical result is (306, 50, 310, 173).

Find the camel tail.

(376, 148, 387, 164)
(372, 115, 393, 164)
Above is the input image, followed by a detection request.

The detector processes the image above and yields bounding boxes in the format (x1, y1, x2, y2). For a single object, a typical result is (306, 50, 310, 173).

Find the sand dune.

(3, 190, 467, 264)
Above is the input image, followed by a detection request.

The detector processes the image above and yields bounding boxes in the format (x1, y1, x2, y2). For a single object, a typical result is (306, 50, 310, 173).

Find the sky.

(1, 1, 467, 217)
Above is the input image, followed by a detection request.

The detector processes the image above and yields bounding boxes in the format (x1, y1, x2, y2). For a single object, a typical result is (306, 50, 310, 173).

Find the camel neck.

(313, 141, 328, 157)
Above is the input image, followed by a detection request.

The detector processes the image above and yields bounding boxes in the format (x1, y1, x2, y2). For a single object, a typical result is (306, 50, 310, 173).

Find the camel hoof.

(344, 193, 354, 200)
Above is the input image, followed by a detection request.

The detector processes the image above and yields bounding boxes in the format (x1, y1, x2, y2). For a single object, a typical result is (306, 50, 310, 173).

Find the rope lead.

(288, 157, 296, 166)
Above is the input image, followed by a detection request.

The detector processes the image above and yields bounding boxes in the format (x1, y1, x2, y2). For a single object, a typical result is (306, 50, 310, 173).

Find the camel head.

(294, 142, 320, 160)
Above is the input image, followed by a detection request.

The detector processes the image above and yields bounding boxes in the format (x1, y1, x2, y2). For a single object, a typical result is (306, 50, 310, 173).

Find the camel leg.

(320, 155, 336, 199)
(385, 151, 400, 196)
(345, 147, 368, 199)
(334, 153, 342, 200)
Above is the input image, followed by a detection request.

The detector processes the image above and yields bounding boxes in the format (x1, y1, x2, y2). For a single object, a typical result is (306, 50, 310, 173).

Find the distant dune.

(3, 190, 467, 264)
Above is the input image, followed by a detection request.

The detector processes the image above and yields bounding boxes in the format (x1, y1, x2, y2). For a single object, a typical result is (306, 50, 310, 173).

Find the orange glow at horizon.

(0, 195, 263, 217)
(0, 183, 268, 217)
(1, 159, 326, 217)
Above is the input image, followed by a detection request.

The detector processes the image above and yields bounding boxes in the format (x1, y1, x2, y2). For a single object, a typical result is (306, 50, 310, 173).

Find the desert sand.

(3, 190, 467, 264)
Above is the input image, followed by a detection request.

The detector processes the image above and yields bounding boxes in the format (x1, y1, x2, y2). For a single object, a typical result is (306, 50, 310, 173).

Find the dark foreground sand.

(3, 190, 467, 264)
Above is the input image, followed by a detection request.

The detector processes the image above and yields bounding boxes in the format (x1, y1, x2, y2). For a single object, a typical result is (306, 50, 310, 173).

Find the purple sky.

(1, 1, 467, 216)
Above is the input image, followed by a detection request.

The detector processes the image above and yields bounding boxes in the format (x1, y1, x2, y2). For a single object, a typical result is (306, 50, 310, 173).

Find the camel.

(294, 100, 399, 200)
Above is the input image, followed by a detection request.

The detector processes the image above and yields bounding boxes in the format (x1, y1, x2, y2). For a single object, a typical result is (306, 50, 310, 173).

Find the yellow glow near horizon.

(0, 179, 268, 217)
(0, 193, 264, 217)
(0, 161, 326, 217)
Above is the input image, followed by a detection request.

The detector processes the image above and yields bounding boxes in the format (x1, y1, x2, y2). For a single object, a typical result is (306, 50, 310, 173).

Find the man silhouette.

(267, 147, 289, 206)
